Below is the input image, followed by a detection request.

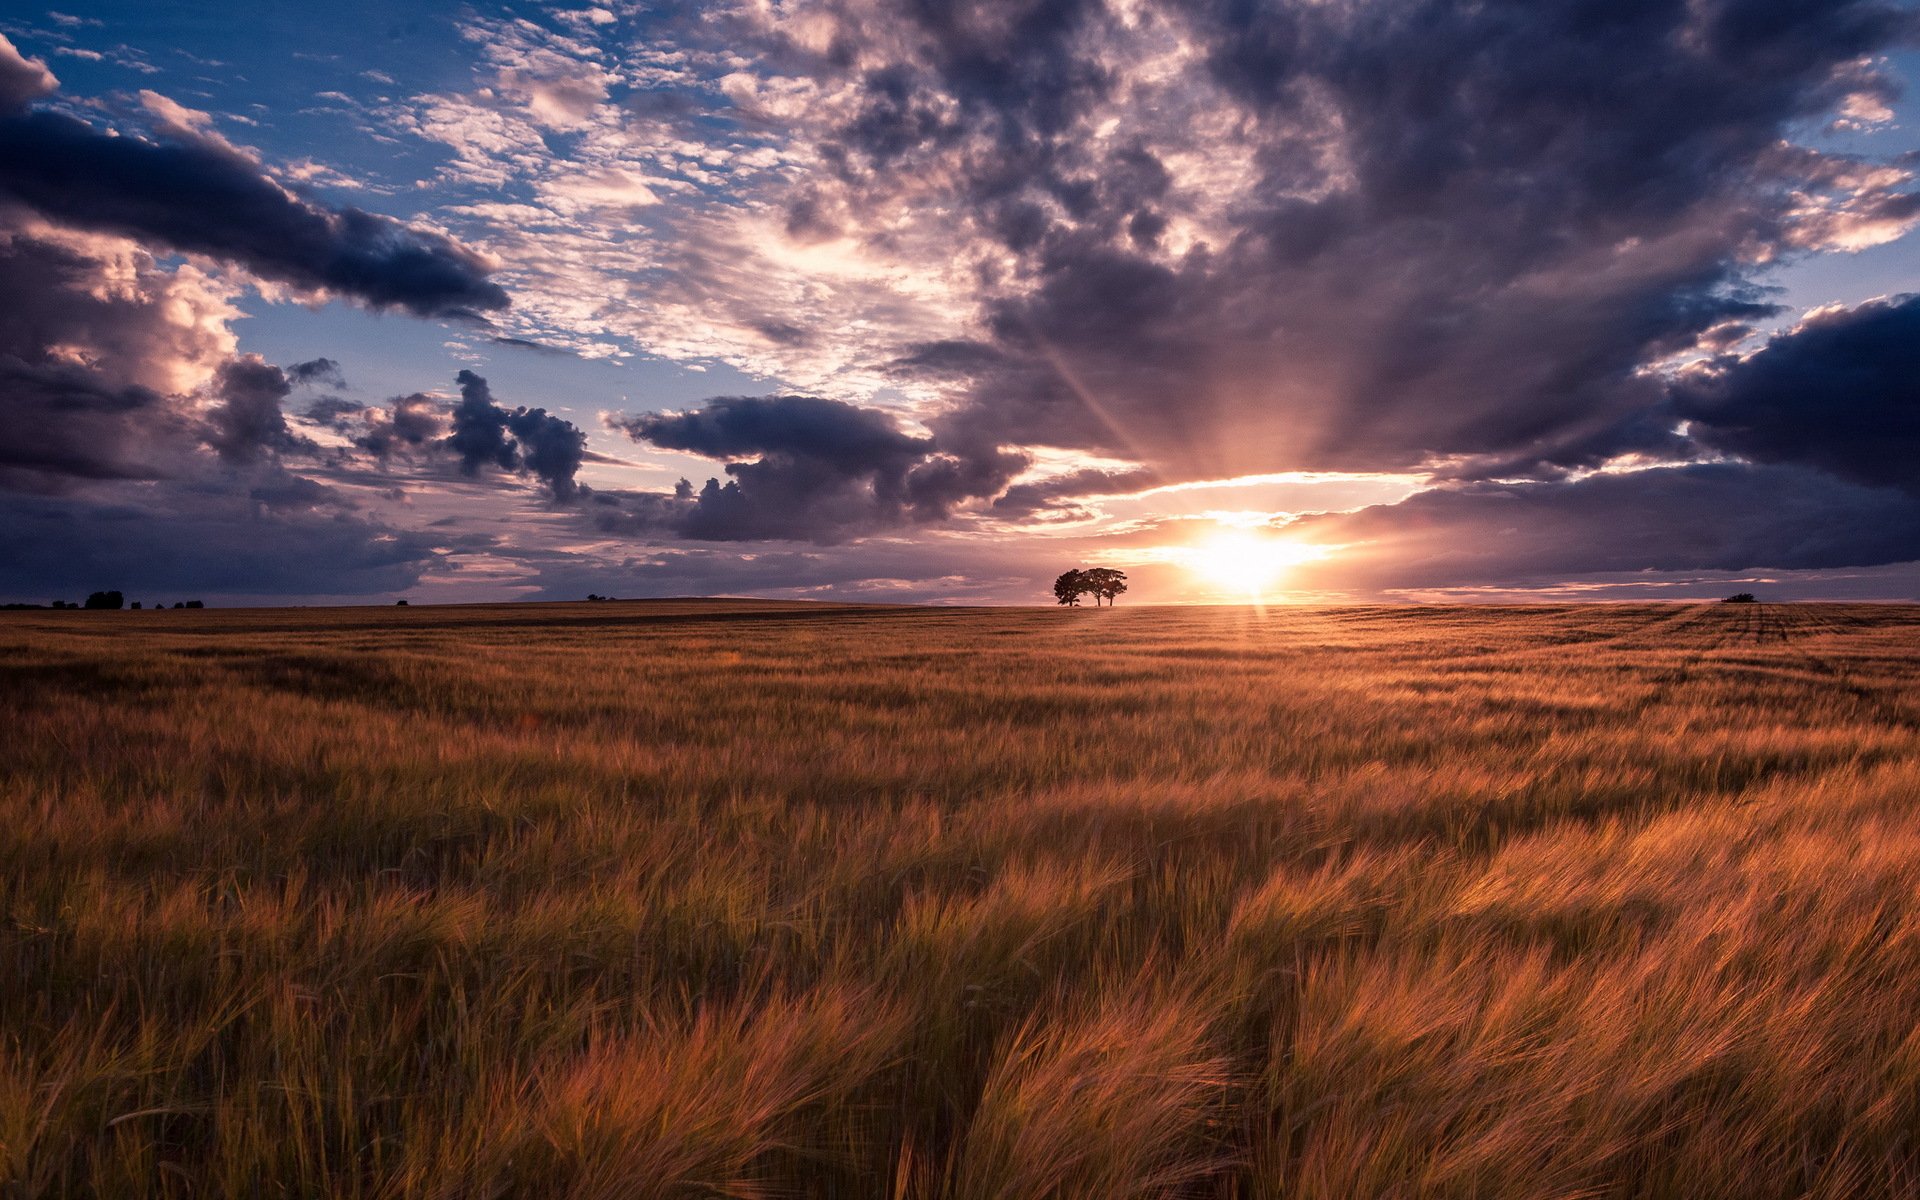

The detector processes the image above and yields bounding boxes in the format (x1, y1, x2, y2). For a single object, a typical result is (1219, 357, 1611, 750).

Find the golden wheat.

(2, 599, 1916, 1197)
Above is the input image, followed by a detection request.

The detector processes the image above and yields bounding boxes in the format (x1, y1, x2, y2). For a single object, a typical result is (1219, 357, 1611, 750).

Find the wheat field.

(3, 599, 1919, 1198)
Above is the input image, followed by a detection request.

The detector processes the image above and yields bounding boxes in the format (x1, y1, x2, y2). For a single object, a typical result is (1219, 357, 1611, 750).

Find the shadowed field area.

(4, 600, 1920, 1198)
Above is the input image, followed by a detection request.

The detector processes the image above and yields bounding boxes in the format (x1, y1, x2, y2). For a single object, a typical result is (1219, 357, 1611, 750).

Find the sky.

(0, 0, 1917, 606)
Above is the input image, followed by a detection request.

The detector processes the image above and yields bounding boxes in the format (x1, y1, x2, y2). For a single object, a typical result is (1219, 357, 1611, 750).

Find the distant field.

(4, 600, 1919, 1198)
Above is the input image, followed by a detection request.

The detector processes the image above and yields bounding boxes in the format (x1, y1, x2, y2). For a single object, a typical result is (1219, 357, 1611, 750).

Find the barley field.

(3, 600, 1919, 1198)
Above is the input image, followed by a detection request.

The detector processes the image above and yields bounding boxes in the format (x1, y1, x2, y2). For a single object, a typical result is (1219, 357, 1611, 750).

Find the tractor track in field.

(1624, 603, 1749, 714)
(1755, 604, 1919, 732)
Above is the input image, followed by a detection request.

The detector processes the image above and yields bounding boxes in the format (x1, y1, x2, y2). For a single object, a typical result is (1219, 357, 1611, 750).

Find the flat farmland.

(4, 600, 1919, 1198)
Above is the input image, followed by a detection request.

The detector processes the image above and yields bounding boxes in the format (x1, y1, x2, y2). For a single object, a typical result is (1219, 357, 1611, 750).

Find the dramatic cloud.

(0, 37, 507, 317)
(0, 35, 56, 112)
(394, 0, 1917, 498)
(0, 35, 515, 604)
(0, 112, 510, 317)
(203, 356, 308, 464)
(2, 5, 1916, 603)
(0, 214, 239, 489)
(604, 394, 1025, 541)
(445, 370, 588, 499)
(863, 0, 1915, 478)
(1673, 293, 1920, 493)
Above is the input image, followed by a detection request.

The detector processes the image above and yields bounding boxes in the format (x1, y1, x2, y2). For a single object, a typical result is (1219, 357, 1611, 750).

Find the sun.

(1182, 531, 1327, 597)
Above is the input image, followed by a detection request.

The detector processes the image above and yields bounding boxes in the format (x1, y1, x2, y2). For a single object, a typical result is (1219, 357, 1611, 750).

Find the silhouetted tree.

(1723, 592, 1757, 603)
(83, 590, 123, 610)
(1083, 567, 1129, 606)
(1052, 570, 1090, 606)
(184, 600, 204, 608)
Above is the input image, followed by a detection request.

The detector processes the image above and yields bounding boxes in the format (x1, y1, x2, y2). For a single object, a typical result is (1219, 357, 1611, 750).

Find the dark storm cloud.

(0, 355, 175, 488)
(603, 394, 1026, 542)
(620, 393, 934, 469)
(1288, 464, 1920, 593)
(445, 370, 588, 500)
(0, 50, 508, 318)
(1672, 294, 1920, 493)
(0, 220, 208, 488)
(203, 355, 310, 465)
(758, 0, 1918, 483)
(0, 218, 315, 482)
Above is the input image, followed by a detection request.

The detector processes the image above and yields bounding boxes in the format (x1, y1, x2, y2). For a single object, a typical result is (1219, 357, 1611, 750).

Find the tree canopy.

(1052, 567, 1129, 606)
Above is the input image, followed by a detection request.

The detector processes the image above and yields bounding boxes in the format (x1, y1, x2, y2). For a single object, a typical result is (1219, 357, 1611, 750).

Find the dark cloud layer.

(0, 110, 509, 317)
(1290, 463, 1920, 593)
(0, 355, 172, 488)
(604, 394, 1025, 541)
(0, 37, 507, 317)
(0, 220, 208, 489)
(0, 490, 448, 599)
(1674, 294, 1920, 493)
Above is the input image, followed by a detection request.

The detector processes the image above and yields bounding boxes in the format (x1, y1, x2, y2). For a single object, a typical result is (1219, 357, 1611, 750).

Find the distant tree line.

(1052, 568, 1129, 606)
(1, 592, 204, 611)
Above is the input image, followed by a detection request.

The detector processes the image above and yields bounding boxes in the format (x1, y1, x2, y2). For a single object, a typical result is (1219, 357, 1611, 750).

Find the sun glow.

(1181, 531, 1330, 597)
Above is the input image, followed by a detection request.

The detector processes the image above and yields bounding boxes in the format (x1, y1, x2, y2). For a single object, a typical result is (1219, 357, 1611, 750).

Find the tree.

(83, 590, 123, 610)
(1722, 592, 1757, 603)
(1082, 567, 1129, 606)
(1053, 569, 1089, 606)
(1053, 567, 1130, 606)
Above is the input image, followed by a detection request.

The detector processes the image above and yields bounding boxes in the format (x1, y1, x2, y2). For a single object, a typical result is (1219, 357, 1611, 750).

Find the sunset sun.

(1183, 532, 1329, 596)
